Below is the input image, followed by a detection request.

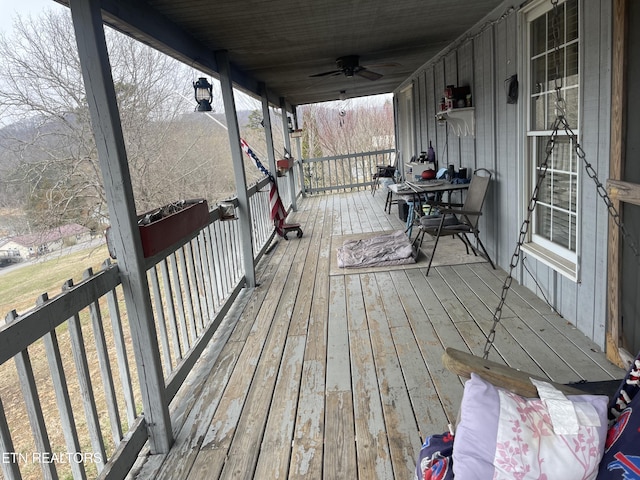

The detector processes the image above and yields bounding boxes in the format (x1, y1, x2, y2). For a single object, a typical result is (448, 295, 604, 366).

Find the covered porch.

(132, 189, 622, 479)
(1, 0, 635, 478)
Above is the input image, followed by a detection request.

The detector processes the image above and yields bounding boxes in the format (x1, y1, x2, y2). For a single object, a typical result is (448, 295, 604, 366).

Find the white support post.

(280, 99, 298, 211)
(68, 0, 172, 453)
(216, 50, 256, 288)
(260, 84, 278, 177)
(292, 109, 304, 197)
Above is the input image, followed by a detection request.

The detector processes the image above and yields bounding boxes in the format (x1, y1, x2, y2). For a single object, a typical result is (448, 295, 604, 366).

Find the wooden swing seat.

(442, 347, 623, 400)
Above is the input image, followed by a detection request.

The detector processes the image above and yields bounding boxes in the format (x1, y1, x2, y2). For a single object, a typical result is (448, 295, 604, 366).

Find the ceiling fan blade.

(309, 70, 342, 78)
(356, 68, 383, 81)
(362, 62, 401, 68)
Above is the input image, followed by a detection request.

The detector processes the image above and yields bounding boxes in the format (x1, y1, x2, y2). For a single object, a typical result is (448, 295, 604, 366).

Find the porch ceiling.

(56, 0, 503, 107)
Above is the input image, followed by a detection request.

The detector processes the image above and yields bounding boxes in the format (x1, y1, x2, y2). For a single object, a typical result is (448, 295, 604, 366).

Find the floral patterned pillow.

(453, 373, 609, 480)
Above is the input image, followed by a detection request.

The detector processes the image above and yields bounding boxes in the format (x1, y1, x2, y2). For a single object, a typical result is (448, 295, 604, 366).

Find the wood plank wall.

(394, 0, 613, 349)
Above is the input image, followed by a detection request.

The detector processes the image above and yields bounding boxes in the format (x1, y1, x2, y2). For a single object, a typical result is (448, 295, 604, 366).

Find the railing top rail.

(304, 148, 395, 163)
(0, 262, 121, 366)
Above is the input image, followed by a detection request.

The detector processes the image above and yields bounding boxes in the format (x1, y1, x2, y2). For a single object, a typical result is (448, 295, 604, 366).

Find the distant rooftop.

(9, 223, 89, 247)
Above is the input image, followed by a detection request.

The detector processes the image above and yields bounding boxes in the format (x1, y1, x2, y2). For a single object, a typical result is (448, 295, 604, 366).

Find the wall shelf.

(436, 107, 475, 137)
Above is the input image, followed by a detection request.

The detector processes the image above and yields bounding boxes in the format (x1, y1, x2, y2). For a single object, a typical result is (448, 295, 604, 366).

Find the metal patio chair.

(412, 168, 495, 276)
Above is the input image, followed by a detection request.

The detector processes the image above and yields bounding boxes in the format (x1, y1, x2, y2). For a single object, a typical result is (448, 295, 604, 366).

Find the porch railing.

(302, 148, 396, 194)
(0, 174, 286, 480)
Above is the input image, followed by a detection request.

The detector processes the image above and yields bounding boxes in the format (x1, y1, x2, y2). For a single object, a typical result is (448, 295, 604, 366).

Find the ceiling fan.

(310, 55, 393, 81)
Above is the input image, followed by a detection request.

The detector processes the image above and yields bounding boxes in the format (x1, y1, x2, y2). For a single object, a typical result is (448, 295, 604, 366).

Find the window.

(524, 0, 580, 277)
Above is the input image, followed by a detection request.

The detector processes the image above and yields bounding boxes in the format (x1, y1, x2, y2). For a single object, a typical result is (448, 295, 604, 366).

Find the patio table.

(388, 180, 469, 236)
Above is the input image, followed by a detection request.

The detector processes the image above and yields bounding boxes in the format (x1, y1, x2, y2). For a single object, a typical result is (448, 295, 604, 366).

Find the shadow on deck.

(132, 188, 623, 480)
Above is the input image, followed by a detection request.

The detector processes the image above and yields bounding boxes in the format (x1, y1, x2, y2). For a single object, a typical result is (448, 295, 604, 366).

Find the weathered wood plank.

(323, 392, 357, 479)
(253, 335, 306, 478)
(288, 195, 332, 480)
(326, 276, 351, 392)
(349, 328, 395, 479)
(153, 341, 244, 480)
(288, 359, 325, 480)
(467, 264, 611, 383)
(288, 196, 321, 336)
(361, 273, 422, 477)
(374, 272, 450, 438)
(345, 275, 368, 331)
(389, 270, 464, 424)
(185, 448, 227, 480)
(203, 234, 306, 475)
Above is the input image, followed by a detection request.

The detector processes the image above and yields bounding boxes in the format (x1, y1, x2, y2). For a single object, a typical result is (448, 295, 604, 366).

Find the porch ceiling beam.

(55, 0, 288, 110)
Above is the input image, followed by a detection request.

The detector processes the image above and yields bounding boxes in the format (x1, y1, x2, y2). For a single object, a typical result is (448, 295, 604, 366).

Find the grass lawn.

(0, 242, 111, 318)
(0, 241, 134, 480)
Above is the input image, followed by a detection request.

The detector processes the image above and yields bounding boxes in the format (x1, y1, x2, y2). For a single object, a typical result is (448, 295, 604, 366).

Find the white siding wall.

(394, 0, 612, 348)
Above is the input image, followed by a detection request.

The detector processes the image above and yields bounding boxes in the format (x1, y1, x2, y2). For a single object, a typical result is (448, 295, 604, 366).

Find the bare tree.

(298, 98, 395, 190)
(0, 9, 236, 234)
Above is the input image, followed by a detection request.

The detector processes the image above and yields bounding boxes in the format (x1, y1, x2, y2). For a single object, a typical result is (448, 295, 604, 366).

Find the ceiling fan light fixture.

(310, 55, 385, 81)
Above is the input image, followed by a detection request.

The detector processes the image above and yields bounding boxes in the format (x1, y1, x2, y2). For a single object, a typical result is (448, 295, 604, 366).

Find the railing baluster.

(83, 268, 122, 446)
(168, 253, 190, 351)
(6, 309, 59, 480)
(198, 233, 215, 321)
(102, 260, 137, 428)
(218, 221, 231, 296)
(210, 223, 226, 307)
(232, 220, 242, 285)
(149, 265, 173, 374)
(176, 248, 198, 345)
(37, 294, 88, 480)
(302, 149, 395, 194)
(224, 223, 240, 288)
(203, 226, 221, 309)
(0, 396, 22, 480)
(159, 258, 183, 361)
(187, 239, 205, 332)
(63, 280, 107, 472)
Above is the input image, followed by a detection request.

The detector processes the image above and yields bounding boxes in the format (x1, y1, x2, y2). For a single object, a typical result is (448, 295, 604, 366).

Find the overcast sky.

(0, 0, 63, 35)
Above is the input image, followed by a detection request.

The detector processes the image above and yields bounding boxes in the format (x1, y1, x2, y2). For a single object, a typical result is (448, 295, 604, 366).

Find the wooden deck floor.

(133, 189, 623, 480)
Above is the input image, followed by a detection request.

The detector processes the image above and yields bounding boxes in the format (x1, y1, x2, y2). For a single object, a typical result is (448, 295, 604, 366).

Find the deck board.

(133, 189, 624, 480)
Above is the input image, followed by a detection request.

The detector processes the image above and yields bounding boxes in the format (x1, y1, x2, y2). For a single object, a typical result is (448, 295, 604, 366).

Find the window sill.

(521, 242, 578, 282)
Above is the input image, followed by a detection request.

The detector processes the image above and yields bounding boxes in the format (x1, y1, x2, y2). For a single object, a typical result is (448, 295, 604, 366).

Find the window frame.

(521, 0, 581, 281)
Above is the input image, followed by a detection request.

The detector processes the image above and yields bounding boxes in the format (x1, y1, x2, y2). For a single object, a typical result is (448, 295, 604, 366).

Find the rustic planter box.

(138, 199, 209, 258)
(106, 199, 209, 259)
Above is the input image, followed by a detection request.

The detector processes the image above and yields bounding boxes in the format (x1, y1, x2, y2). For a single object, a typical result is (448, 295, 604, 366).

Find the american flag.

(240, 139, 287, 236)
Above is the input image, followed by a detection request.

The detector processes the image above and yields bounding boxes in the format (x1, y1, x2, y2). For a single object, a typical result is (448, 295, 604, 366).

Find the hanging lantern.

(193, 77, 213, 112)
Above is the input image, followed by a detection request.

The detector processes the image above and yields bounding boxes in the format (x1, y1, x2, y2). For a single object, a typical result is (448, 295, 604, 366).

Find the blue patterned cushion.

(415, 432, 454, 480)
(597, 352, 640, 479)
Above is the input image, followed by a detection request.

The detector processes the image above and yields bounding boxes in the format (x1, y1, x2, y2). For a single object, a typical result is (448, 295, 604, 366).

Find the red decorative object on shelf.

(277, 158, 294, 171)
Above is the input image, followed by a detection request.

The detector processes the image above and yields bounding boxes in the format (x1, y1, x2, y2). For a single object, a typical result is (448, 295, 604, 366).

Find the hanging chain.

(482, 0, 638, 359)
(482, 118, 560, 358)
